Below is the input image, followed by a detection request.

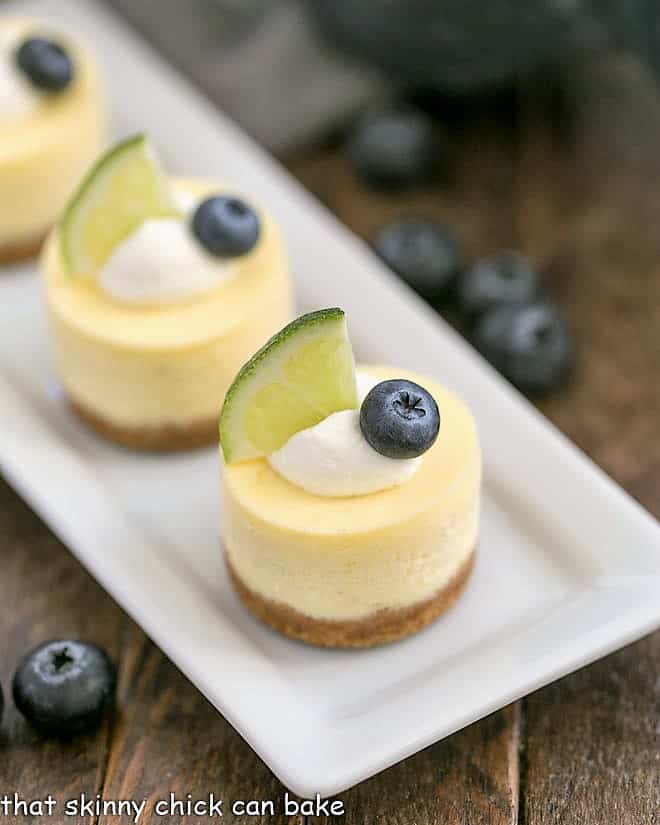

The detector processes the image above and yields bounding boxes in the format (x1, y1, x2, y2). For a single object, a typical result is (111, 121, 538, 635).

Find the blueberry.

(373, 219, 461, 304)
(457, 252, 542, 324)
(360, 379, 440, 459)
(191, 196, 260, 257)
(15, 38, 74, 92)
(12, 640, 117, 737)
(347, 106, 437, 189)
(472, 301, 574, 396)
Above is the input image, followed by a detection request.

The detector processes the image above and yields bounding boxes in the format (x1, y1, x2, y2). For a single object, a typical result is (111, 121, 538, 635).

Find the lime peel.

(59, 134, 180, 278)
(219, 308, 358, 464)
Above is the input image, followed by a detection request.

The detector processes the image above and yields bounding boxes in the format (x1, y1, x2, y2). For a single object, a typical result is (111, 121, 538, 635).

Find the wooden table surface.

(1, 5, 659, 823)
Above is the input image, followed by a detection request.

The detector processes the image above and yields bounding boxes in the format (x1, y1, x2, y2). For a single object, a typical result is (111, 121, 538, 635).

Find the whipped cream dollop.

(268, 372, 422, 497)
(0, 28, 43, 124)
(98, 192, 238, 305)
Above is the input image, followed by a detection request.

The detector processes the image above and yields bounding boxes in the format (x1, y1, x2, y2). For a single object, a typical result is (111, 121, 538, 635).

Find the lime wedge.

(220, 308, 358, 464)
(59, 134, 179, 277)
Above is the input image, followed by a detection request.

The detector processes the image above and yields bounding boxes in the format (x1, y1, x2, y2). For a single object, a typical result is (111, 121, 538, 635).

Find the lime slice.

(59, 134, 179, 277)
(220, 308, 358, 464)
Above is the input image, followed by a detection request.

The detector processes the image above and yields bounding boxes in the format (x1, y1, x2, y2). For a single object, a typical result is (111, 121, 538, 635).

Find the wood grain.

(0, 477, 124, 822)
(322, 706, 520, 825)
(0, 3, 658, 822)
(98, 625, 302, 825)
(522, 636, 660, 825)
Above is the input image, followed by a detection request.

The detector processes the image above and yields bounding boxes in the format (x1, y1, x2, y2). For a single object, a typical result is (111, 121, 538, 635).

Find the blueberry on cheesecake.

(0, 17, 106, 263)
(41, 135, 292, 450)
(219, 308, 481, 647)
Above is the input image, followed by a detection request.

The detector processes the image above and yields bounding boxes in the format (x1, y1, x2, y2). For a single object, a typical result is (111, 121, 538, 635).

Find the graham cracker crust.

(226, 549, 476, 648)
(69, 397, 218, 452)
(0, 232, 47, 265)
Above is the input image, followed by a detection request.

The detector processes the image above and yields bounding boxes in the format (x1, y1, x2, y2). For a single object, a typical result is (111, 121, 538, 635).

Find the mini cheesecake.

(0, 18, 106, 263)
(219, 311, 480, 647)
(42, 138, 291, 450)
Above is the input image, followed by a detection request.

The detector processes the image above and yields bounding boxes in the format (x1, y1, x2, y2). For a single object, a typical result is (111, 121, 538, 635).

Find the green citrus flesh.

(59, 134, 179, 277)
(219, 308, 358, 464)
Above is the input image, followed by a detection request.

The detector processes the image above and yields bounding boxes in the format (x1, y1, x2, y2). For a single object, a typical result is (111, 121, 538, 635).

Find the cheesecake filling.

(268, 372, 422, 497)
(0, 27, 43, 124)
(99, 189, 238, 305)
(44, 177, 291, 430)
(223, 367, 481, 623)
(224, 493, 479, 622)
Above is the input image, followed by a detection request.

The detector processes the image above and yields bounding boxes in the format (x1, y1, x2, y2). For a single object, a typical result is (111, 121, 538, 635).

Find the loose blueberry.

(191, 196, 260, 257)
(457, 252, 542, 324)
(360, 379, 440, 459)
(373, 219, 461, 304)
(12, 640, 117, 737)
(472, 301, 574, 396)
(15, 38, 74, 92)
(347, 106, 437, 189)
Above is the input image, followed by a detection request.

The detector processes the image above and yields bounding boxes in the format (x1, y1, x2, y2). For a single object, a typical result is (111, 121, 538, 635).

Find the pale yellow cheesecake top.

(223, 367, 481, 536)
(43, 178, 288, 350)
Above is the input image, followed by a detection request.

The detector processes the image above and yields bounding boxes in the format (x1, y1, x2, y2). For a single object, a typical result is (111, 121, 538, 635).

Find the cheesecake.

(42, 135, 291, 450)
(219, 309, 481, 647)
(0, 18, 105, 264)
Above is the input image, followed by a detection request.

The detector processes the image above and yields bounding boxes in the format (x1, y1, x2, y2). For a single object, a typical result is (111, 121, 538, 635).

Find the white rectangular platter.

(2, 0, 660, 799)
